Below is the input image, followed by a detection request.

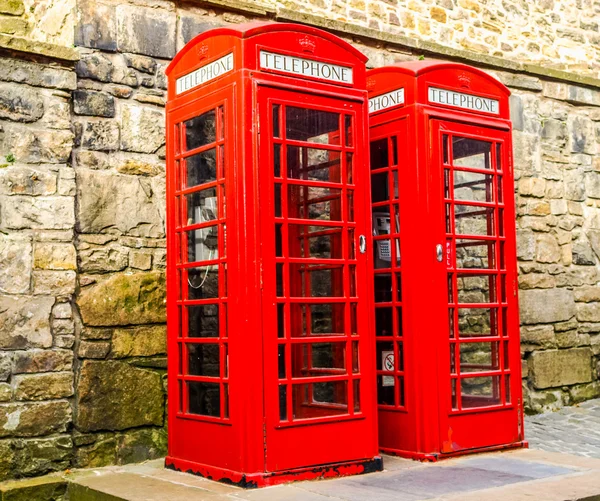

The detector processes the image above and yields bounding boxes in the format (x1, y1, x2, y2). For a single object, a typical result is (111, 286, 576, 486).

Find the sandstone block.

(116, 158, 163, 177)
(12, 349, 73, 374)
(1, 127, 73, 163)
(80, 120, 120, 151)
(1, 196, 74, 230)
(0, 166, 57, 196)
(73, 90, 115, 118)
(116, 5, 176, 59)
(516, 230, 535, 261)
(555, 331, 590, 348)
(72, 434, 117, 468)
(0, 57, 76, 91)
(77, 341, 110, 359)
(512, 132, 540, 175)
(76, 170, 164, 238)
(75, 0, 117, 51)
(75, 53, 113, 83)
(529, 348, 593, 389)
(520, 324, 556, 348)
(519, 288, 575, 324)
(129, 250, 152, 270)
(110, 325, 166, 358)
(78, 247, 129, 273)
(124, 53, 156, 74)
(574, 286, 600, 302)
(0, 383, 11, 402)
(14, 372, 73, 401)
(535, 233, 561, 263)
(576, 303, 600, 322)
(32, 270, 76, 295)
(33, 242, 76, 270)
(0, 401, 71, 437)
(509, 94, 523, 131)
(518, 273, 555, 290)
(0, 353, 10, 381)
(564, 168, 586, 201)
(572, 239, 596, 265)
(0, 235, 32, 294)
(120, 104, 165, 154)
(0, 82, 44, 123)
(117, 427, 167, 465)
(569, 116, 596, 155)
(0, 295, 53, 350)
(567, 85, 600, 107)
(518, 177, 545, 197)
(0, 0, 24, 15)
(78, 271, 165, 326)
(75, 360, 164, 432)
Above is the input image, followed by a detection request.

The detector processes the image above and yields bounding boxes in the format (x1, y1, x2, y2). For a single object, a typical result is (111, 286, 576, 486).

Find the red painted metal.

(367, 61, 526, 460)
(165, 21, 381, 487)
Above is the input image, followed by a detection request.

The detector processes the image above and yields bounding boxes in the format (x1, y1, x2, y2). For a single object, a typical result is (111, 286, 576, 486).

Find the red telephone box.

(366, 61, 526, 460)
(164, 22, 381, 486)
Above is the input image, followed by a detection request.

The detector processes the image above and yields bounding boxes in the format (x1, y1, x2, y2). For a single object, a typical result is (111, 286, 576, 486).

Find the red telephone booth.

(366, 61, 526, 460)
(164, 22, 381, 486)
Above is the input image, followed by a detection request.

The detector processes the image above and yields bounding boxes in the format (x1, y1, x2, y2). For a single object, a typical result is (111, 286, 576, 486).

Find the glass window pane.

(457, 274, 496, 304)
(454, 205, 495, 236)
(288, 185, 343, 221)
(272, 104, 280, 138)
(290, 303, 345, 337)
(188, 381, 220, 416)
(292, 342, 346, 377)
(453, 170, 494, 203)
(452, 137, 492, 169)
(458, 308, 498, 337)
(188, 304, 219, 338)
(288, 224, 343, 259)
(186, 226, 218, 263)
(184, 110, 216, 151)
(185, 149, 216, 188)
(187, 266, 219, 300)
(185, 188, 218, 226)
(460, 342, 499, 373)
(455, 239, 495, 269)
(374, 274, 392, 303)
(370, 138, 389, 170)
(188, 343, 220, 377)
(292, 381, 348, 419)
(285, 107, 340, 144)
(377, 375, 395, 405)
(289, 265, 344, 298)
(461, 376, 501, 408)
(287, 146, 341, 183)
(371, 173, 389, 203)
(375, 307, 393, 337)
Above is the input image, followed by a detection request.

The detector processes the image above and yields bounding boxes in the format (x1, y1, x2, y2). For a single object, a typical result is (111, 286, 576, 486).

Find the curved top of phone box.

(366, 60, 511, 120)
(166, 21, 369, 101)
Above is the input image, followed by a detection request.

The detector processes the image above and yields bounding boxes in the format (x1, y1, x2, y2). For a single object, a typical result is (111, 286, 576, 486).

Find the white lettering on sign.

(382, 351, 395, 387)
(259, 50, 353, 84)
(428, 87, 499, 115)
(176, 53, 234, 95)
(369, 88, 405, 113)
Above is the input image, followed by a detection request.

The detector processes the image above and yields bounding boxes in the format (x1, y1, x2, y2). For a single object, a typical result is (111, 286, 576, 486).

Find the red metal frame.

(165, 22, 381, 487)
(367, 61, 526, 460)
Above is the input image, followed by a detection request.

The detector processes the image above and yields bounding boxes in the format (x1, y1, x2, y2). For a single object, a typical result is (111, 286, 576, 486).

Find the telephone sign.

(368, 61, 525, 460)
(165, 21, 381, 487)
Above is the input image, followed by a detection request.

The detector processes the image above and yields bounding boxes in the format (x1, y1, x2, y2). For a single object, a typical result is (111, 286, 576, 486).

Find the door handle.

(359, 235, 367, 254)
(436, 244, 443, 262)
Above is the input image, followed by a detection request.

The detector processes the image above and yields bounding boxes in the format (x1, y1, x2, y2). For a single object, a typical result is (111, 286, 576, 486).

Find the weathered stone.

(77, 271, 165, 327)
(0, 82, 44, 123)
(33, 242, 76, 271)
(530, 348, 593, 389)
(0, 353, 10, 381)
(518, 177, 545, 197)
(569, 116, 596, 155)
(0, 166, 57, 196)
(0, 235, 32, 294)
(110, 325, 166, 358)
(75, 0, 117, 51)
(572, 239, 596, 265)
(120, 105, 165, 154)
(576, 303, 600, 322)
(73, 434, 117, 468)
(550, 199, 568, 215)
(512, 132, 540, 174)
(14, 372, 73, 401)
(520, 324, 556, 348)
(73, 90, 115, 118)
(75, 360, 164, 432)
(518, 273, 555, 289)
(0, 474, 67, 500)
(516, 230, 535, 261)
(564, 168, 586, 201)
(116, 158, 162, 177)
(569, 381, 600, 403)
(0, 58, 76, 91)
(129, 250, 152, 270)
(32, 270, 76, 295)
(124, 53, 156, 74)
(567, 85, 600, 107)
(74, 150, 110, 170)
(0, 439, 16, 481)
(0, 383, 10, 402)
(554, 319, 579, 332)
(0, 401, 71, 437)
(1, 127, 74, 163)
(78, 247, 128, 273)
(111, 61, 138, 88)
(117, 427, 167, 464)
(525, 388, 565, 414)
(78, 341, 110, 359)
(76, 170, 164, 238)
(75, 53, 113, 83)
(116, 5, 176, 59)
(52, 318, 74, 335)
(519, 288, 575, 324)
(54, 335, 74, 349)
(0, 0, 24, 15)
(1, 196, 74, 230)
(80, 120, 120, 151)
(535, 233, 561, 263)
(555, 330, 590, 348)
(0, 296, 53, 350)
(509, 94, 524, 131)
(12, 349, 72, 374)
(574, 286, 600, 302)
(13, 435, 73, 478)
(80, 328, 112, 341)
(588, 229, 600, 261)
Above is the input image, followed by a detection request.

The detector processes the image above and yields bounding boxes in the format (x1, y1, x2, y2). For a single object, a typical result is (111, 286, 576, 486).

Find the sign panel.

(176, 53, 234, 95)
(369, 88, 405, 114)
(259, 50, 353, 84)
(428, 87, 499, 115)
(382, 351, 395, 387)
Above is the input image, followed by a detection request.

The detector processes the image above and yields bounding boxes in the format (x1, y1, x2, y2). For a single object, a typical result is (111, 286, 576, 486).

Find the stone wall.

(0, 0, 599, 483)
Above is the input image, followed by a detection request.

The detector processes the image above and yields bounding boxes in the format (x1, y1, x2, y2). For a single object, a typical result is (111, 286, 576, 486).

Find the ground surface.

(525, 397, 600, 459)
